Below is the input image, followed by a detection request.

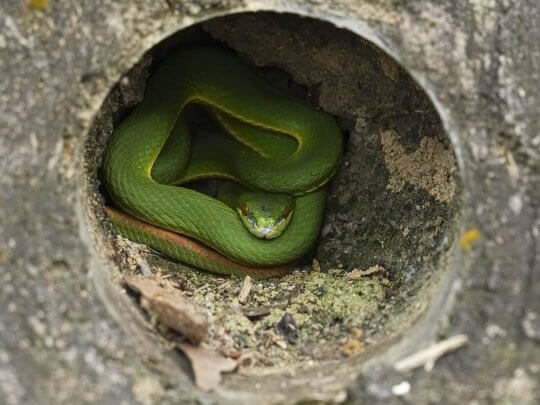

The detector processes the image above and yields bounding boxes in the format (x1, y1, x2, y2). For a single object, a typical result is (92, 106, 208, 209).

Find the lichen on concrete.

(2, 0, 539, 404)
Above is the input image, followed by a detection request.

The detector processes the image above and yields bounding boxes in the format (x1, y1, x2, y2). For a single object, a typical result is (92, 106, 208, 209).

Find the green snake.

(102, 47, 343, 278)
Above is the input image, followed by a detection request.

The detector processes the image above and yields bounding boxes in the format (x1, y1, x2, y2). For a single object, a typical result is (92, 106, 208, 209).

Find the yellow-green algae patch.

(256, 271, 385, 343)
(143, 252, 388, 368)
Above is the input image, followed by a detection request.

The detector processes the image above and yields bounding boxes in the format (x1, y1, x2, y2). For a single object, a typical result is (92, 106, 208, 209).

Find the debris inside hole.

(130, 252, 388, 372)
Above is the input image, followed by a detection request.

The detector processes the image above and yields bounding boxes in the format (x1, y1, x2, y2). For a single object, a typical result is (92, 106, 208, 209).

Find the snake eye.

(240, 203, 249, 216)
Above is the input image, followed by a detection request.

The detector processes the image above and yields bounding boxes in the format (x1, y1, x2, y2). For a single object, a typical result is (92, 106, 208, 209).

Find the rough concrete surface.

(0, 1, 538, 404)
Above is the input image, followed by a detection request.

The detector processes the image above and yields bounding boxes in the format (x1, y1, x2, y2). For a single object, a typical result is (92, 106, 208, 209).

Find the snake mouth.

(238, 208, 294, 239)
(252, 226, 282, 239)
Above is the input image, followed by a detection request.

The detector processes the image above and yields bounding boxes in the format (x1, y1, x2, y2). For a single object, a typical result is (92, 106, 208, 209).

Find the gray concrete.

(0, 0, 538, 404)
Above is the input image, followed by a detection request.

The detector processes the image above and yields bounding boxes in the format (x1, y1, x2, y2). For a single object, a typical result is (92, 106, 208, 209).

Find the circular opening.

(84, 11, 461, 396)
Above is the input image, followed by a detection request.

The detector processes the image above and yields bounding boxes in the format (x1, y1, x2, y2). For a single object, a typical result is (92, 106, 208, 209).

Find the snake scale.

(102, 47, 343, 278)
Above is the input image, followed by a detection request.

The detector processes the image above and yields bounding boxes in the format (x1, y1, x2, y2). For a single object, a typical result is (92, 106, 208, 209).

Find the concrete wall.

(0, 1, 538, 403)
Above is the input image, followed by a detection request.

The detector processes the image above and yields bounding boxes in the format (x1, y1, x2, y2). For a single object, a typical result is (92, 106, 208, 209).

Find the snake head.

(237, 196, 295, 239)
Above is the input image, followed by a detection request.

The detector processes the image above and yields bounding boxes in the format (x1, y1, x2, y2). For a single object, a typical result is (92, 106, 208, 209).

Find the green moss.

(259, 271, 385, 342)
(144, 252, 388, 365)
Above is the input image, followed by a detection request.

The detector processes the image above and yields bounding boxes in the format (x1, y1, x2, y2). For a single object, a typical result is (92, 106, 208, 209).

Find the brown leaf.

(124, 275, 209, 344)
(178, 343, 237, 391)
(341, 339, 366, 357)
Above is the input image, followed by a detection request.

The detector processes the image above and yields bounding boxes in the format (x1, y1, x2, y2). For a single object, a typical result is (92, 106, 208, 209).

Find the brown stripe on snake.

(105, 207, 292, 278)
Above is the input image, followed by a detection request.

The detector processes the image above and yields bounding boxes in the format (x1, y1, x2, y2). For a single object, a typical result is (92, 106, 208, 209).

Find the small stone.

(276, 313, 298, 343)
(486, 324, 506, 339)
(28, 316, 47, 337)
(391, 381, 411, 396)
(522, 311, 540, 342)
(124, 275, 209, 344)
(187, 4, 201, 14)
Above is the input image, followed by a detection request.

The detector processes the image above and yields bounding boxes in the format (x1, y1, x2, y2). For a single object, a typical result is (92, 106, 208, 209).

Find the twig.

(394, 334, 468, 372)
(238, 276, 253, 305)
(124, 275, 209, 344)
(345, 265, 384, 280)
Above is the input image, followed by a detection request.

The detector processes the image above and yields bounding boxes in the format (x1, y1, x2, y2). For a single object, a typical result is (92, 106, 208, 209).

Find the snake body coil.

(102, 47, 343, 278)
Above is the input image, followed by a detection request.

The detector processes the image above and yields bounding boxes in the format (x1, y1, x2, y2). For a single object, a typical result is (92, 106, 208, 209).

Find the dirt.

(381, 130, 457, 203)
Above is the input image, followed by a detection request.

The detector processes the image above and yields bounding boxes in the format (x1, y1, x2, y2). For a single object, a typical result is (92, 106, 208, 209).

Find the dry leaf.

(178, 343, 237, 391)
(276, 313, 298, 344)
(124, 275, 209, 344)
(240, 305, 271, 319)
(342, 339, 366, 357)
